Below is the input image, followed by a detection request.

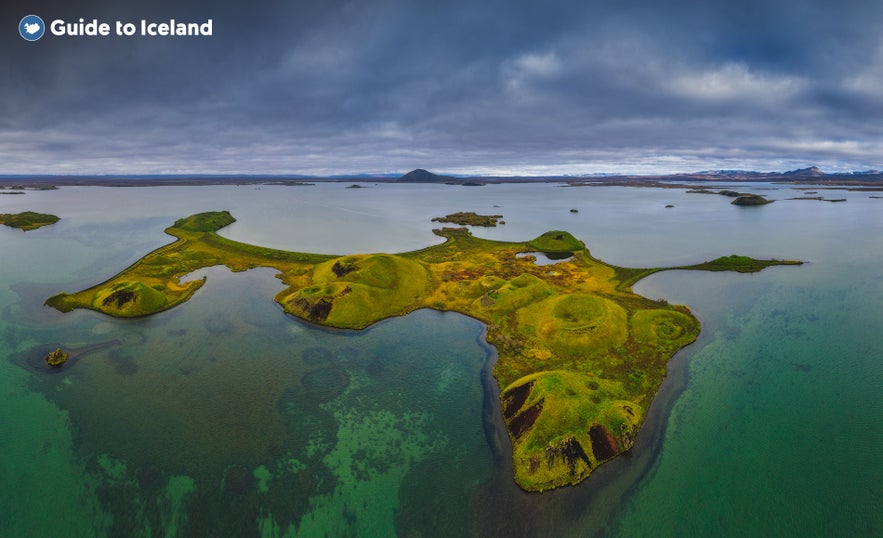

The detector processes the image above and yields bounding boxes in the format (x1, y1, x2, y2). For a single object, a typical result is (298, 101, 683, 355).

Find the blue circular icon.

(19, 15, 45, 41)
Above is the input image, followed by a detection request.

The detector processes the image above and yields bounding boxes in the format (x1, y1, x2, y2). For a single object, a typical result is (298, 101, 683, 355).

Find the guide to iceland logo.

(19, 14, 45, 41)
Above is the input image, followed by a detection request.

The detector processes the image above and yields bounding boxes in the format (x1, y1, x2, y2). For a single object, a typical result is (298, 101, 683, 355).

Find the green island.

(432, 211, 504, 226)
(45, 348, 69, 367)
(45, 211, 800, 491)
(732, 194, 774, 206)
(0, 211, 60, 231)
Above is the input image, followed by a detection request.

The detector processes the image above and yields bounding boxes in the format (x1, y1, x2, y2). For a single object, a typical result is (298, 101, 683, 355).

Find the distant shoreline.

(2, 170, 882, 189)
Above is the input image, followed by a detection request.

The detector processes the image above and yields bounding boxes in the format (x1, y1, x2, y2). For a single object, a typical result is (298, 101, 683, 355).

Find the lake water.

(0, 183, 880, 536)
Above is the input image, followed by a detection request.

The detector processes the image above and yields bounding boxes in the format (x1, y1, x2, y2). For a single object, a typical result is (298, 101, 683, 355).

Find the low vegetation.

(732, 194, 774, 205)
(690, 254, 801, 272)
(0, 211, 60, 231)
(46, 211, 800, 491)
(432, 211, 504, 226)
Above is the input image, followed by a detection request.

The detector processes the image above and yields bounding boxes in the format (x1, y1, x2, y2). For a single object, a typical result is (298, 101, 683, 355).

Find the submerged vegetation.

(46, 211, 800, 491)
(0, 211, 60, 231)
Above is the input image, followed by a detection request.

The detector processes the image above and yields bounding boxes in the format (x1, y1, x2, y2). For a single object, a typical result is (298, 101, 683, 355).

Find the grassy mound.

(527, 231, 584, 253)
(519, 294, 627, 357)
(475, 274, 553, 313)
(92, 281, 168, 316)
(283, 254, 429, 328)
(630, 309, 697, 349)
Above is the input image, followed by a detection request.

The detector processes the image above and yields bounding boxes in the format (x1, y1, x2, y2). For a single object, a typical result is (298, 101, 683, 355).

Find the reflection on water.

(0, 183, 880, 536)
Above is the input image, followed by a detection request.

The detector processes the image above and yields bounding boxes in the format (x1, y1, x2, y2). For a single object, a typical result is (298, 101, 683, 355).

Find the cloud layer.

(2, 0, 882, 175)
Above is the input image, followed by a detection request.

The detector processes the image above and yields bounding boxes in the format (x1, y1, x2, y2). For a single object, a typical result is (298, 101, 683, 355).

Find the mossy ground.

(46, 211, 799, 490)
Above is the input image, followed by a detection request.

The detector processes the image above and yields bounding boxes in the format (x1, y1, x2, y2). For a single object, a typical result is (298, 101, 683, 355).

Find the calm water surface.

(0, 183, 880, 536)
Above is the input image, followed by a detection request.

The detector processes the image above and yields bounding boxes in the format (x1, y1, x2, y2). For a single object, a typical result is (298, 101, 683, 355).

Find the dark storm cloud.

(1, 0, 882, 175)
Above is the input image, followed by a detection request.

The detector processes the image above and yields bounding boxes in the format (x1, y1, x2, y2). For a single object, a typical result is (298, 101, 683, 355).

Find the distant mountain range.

(661, 166, 882, 183)
(391, 166, 883, 184)
(2, 166, 882, 187)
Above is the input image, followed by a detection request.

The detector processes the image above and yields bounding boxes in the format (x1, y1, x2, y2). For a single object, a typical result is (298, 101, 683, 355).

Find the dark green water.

(0, 184, 880, 536)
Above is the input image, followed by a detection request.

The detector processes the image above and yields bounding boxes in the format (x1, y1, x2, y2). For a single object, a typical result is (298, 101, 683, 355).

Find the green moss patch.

(630, 309, 697, 349)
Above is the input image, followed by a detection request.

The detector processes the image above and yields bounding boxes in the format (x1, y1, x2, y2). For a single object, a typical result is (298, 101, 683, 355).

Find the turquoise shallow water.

(0, 183, 880, 536)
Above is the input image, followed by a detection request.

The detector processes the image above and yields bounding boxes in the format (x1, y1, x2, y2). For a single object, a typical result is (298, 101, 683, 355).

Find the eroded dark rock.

(509, 399, 543, 441)
(502, 380, 534, 419)
(102, 290, 135, 308)
(588, 424, 619, 461)
(293, 297, 333, 321)
(545, 437, 591, 476)
(331, 261, 357, 277)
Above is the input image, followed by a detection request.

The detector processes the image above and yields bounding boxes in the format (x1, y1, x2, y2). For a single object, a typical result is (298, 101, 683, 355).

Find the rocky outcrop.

(46, 348, 68, 367)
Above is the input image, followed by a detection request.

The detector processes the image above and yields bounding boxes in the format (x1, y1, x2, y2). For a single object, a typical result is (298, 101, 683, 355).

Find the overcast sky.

(2, 0, 882, 176)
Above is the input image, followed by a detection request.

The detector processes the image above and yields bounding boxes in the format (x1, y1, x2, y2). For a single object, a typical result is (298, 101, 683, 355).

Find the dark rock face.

(588, 424, 620, 461)
(103, 290, 135, 308)
(503, 380, 535, 419)
(509, 399, 544, 441)
(331, 261, 357, 277)
(545, 437, 591, 476)
(293, 297, 333, 321)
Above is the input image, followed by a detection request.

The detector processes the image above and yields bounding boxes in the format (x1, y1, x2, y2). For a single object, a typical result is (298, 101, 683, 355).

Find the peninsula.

(45, 211, 800, 491)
